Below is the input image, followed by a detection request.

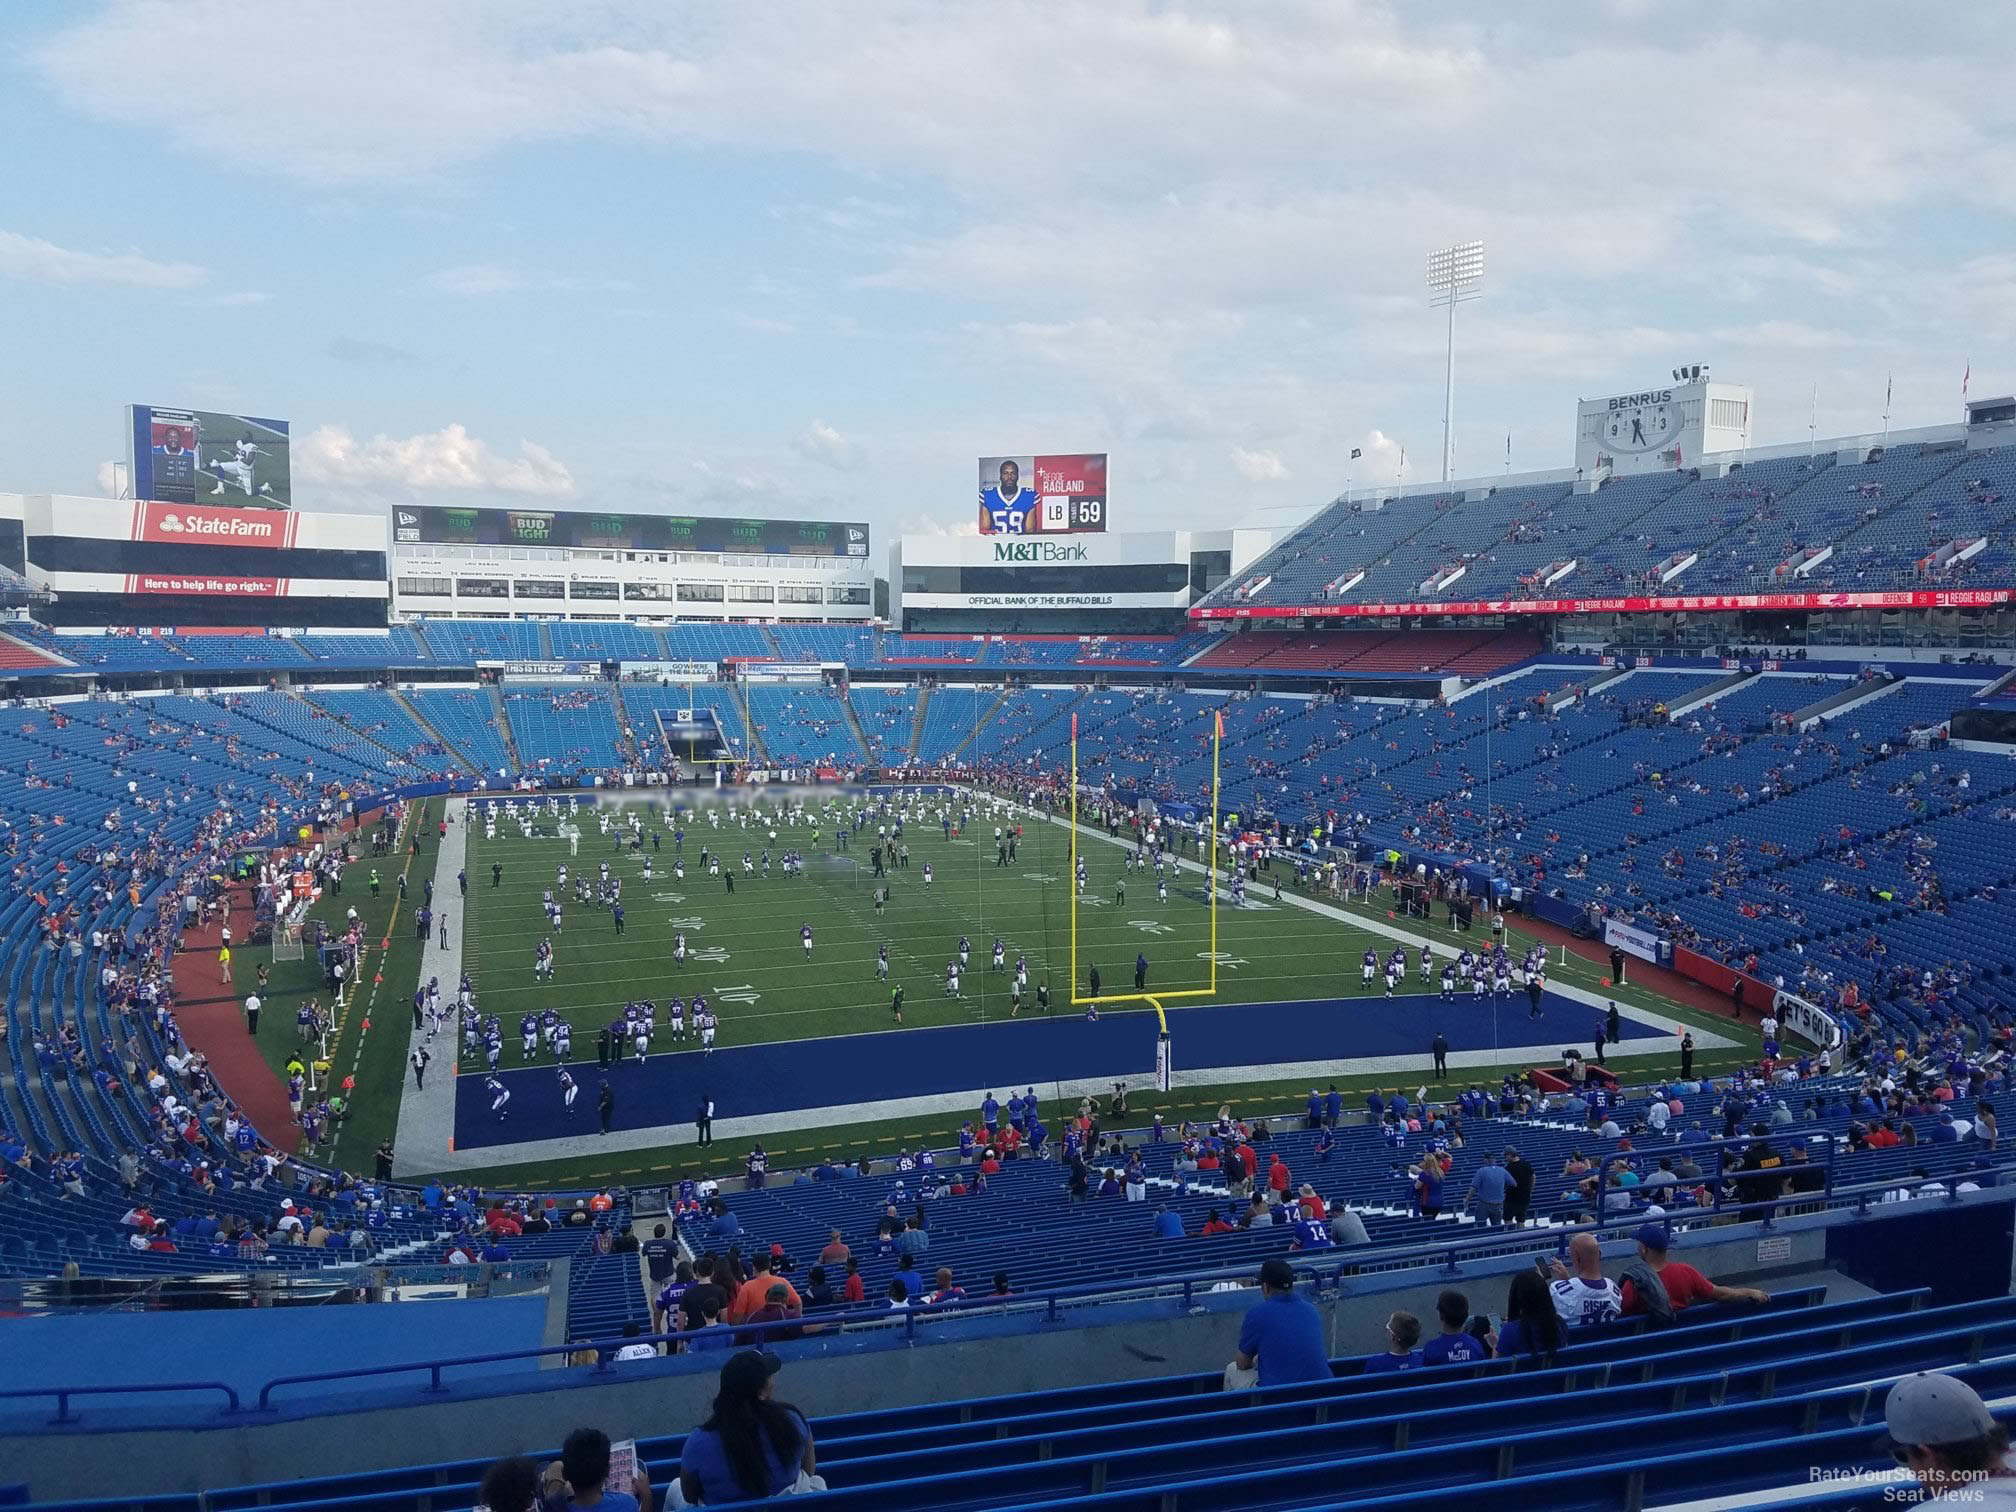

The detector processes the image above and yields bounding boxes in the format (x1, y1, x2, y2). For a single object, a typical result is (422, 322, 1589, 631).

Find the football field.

(236, 787, 1756, 1190)
(457, 792, 1338, 1058)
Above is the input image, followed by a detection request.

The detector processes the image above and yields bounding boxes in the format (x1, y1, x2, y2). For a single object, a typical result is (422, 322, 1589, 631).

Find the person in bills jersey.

(981, 457, 1039, 533)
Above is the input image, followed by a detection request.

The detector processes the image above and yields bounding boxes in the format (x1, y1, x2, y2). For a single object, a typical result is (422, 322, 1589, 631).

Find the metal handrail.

(0, 1380, 241, 1425)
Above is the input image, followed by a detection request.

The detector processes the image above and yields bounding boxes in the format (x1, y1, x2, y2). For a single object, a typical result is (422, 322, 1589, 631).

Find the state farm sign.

(131, 501, 301, 548)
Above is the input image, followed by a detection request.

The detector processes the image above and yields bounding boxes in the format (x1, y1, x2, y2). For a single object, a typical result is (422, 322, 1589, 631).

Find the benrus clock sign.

(1604, 389, 1677, 453)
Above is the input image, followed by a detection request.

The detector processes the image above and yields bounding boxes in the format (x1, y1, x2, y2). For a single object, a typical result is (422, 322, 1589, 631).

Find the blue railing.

(0, 1380, 241, 1426)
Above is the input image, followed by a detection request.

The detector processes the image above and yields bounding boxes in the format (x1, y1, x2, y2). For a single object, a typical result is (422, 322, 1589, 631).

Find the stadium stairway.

(390, 690, 482, 772)
(535, 622, 556, 659)
(607, 683, 645, 769)
(730, 682, 767, 763)
(486, 685, 526, 772)
(907, 686, 931, 759)
(945, 688, 1013, 763)
(838, 694, 877, 765)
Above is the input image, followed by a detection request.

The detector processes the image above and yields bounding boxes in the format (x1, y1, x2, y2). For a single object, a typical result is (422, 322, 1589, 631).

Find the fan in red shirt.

(1200, 1208, 1237, 1236)
(1619, 1225, 1769, 1315)
(1267, 1154, 1293, 1196)
(1234, 1141, 1259, 1184)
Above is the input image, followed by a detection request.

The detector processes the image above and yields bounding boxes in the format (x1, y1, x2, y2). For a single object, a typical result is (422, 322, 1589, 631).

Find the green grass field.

(459, 796, 1343, 1057)
(232, 790, 1759, 1190)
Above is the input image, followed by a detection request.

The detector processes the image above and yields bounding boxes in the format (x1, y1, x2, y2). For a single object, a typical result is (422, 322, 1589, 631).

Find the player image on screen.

(980, 456, 1039, 534)
(149, 413, 198, 500)
(203, 434, 272, 499)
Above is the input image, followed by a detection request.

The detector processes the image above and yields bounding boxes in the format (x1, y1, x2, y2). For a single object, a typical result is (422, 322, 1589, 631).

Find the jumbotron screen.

(393, 507, 868, 557)
(128, 405, 293, 508)
(977, 453, 1108, 535)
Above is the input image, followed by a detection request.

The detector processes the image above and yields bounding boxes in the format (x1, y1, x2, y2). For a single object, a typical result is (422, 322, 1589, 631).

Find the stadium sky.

(2, 0, 2013, 545)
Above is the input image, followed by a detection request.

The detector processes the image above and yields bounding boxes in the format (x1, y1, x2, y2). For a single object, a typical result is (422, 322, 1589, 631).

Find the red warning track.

(167, 882, 298, 1145)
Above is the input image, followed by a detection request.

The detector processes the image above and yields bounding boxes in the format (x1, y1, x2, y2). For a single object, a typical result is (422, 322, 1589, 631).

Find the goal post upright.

(1068, 709, 1222, 1011)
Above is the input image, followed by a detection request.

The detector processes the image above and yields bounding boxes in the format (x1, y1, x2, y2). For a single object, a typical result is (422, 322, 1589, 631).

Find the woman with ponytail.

(677, 1350, 821, 1503)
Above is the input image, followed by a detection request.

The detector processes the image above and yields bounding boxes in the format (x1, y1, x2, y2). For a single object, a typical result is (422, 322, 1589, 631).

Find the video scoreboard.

(392, 507, 868, 557)
(977, 453, 1108, 535)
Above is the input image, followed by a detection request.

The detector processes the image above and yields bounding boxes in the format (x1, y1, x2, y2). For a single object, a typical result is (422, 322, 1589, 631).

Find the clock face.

(1606, 402, 1675, 453)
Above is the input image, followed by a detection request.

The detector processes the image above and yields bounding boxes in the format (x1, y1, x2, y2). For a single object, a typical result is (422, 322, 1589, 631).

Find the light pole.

(1426, 240, 1485, 485)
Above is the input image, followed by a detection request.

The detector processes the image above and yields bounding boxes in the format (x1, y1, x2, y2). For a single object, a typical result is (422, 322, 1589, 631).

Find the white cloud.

(793, 420, 865, 471)
(0, 228, 203, 288)
(96, 460, 122, 496)
(296, 422, 576, 496)
(427, 263, 634, 297)
(427, 264, 527, 297)
(1231, 446, 1290, 482)
(903, 513, 979, 539)
(1351, 430, 1410, 487)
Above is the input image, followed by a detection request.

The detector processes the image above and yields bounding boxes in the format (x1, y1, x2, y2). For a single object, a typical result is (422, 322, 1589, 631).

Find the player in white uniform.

(632, 1021, 650, 1066)
(673, 932, 688, 967)
(876, 945, 890, 981)
(207, 436, 266, 497)
(698, 1008, 717, 1051)
(992, 938, 1006, 973)
(486, 1075, 510, 1121)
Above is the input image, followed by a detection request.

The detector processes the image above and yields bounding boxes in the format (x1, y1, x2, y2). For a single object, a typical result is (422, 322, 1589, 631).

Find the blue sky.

(2, 1, 2013, 546)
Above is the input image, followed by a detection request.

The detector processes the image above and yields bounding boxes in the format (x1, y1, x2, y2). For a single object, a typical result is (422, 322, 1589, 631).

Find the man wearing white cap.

(1882, 1371, 2016, 1504)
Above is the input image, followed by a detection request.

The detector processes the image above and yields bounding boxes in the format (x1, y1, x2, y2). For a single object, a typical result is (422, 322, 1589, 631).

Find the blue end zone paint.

(453, 991, 1666, 1149)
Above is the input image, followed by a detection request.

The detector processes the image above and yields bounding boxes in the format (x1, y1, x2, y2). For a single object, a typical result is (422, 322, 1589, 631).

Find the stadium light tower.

(1426, 240, 1485, 484)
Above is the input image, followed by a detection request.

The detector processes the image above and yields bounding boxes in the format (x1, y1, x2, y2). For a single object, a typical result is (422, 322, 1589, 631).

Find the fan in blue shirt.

(1421, 1289, 1491, 1365)
(1236, 1259, 1330, 1387)
(1361, 1310, 1425, 1373)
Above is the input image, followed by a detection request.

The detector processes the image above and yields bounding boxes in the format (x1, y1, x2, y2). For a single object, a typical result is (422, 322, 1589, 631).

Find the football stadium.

(6, 7, 2016, 1510)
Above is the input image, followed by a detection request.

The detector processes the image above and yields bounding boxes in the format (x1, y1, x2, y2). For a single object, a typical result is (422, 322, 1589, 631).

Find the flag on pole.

(1964, 362, 1971, 398)
(1506, 431, 1512, 461)
(1214, 710, 1225, 739)
(1071, 712, 1078, 738)
(1349, 447, 1363, 460)
(1885, 373, 1893, 412)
